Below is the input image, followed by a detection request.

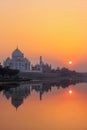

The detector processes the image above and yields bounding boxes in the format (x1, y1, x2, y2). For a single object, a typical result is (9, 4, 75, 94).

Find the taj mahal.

(4, 48, 51, 73)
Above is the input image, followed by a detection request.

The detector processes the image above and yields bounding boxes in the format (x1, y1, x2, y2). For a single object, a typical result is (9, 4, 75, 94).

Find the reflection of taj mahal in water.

(3, 83, 52, 109)
(4, 48, 51, 73)
(2, 79, 78, 109)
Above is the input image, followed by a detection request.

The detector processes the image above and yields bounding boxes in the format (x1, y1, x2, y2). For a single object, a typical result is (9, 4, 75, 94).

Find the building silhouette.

(4, 48, 30, 72)
(4, 48, 51, 73)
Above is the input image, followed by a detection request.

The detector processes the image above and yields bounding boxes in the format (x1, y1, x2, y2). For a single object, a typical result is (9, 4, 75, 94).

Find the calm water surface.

(0, 81, 87, 130)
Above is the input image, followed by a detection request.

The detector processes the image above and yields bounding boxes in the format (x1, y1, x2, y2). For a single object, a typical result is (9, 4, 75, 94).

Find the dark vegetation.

(0, 65, 19, 79)
(0, 63, 86, 82)
(19, 67, 86, 83)
(58, 67, 82, 77)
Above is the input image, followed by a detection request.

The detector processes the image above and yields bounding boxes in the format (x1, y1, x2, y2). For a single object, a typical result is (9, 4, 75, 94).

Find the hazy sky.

(0, 0, 87, 72)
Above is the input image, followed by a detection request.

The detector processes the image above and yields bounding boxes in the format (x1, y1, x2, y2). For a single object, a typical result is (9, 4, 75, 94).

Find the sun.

(69, 90, 72, 94)
(69, 61, 72, 65)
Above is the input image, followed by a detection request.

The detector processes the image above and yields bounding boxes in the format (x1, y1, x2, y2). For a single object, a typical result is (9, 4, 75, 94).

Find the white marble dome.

(12, 48, 24, 58)
(4, 48, 31, 72)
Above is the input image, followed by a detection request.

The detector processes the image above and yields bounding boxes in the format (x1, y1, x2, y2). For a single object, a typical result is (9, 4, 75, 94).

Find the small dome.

(6, 57, 11, 61)
(12, 48, 23, 58)
(24, 58, 30, 63)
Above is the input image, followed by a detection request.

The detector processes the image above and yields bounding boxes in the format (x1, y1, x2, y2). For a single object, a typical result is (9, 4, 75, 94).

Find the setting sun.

(69, 61, 72, 65)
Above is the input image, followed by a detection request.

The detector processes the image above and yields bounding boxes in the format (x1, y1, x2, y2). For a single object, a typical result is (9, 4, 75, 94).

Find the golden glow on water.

(0, 83, 87, 130)
(69, 90, 73, 94)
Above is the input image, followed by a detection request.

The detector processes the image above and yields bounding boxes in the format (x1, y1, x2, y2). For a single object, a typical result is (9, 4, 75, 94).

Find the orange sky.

(0, 0, 87, 71)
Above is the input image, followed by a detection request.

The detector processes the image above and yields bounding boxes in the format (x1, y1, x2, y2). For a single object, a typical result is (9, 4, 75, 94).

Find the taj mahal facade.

(4, 48, 51, 73)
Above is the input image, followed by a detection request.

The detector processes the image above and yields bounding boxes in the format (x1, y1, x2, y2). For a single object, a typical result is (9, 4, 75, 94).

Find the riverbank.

(0, 71, 87, 85)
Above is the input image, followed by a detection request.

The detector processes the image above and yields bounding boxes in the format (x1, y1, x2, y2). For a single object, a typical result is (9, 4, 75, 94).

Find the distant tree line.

(0, 62, 83, 80)
(51, 67, 81, 77)
(0, 64, 19, 78)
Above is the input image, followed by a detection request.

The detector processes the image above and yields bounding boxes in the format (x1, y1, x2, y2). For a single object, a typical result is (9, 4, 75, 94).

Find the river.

(0, 81, 87, 130)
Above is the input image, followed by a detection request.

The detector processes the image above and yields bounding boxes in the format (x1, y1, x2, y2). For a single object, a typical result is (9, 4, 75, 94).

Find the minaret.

(40, 91, 42, 100)
(40, 56, 43, 72)
(40, 56, 43, 65)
